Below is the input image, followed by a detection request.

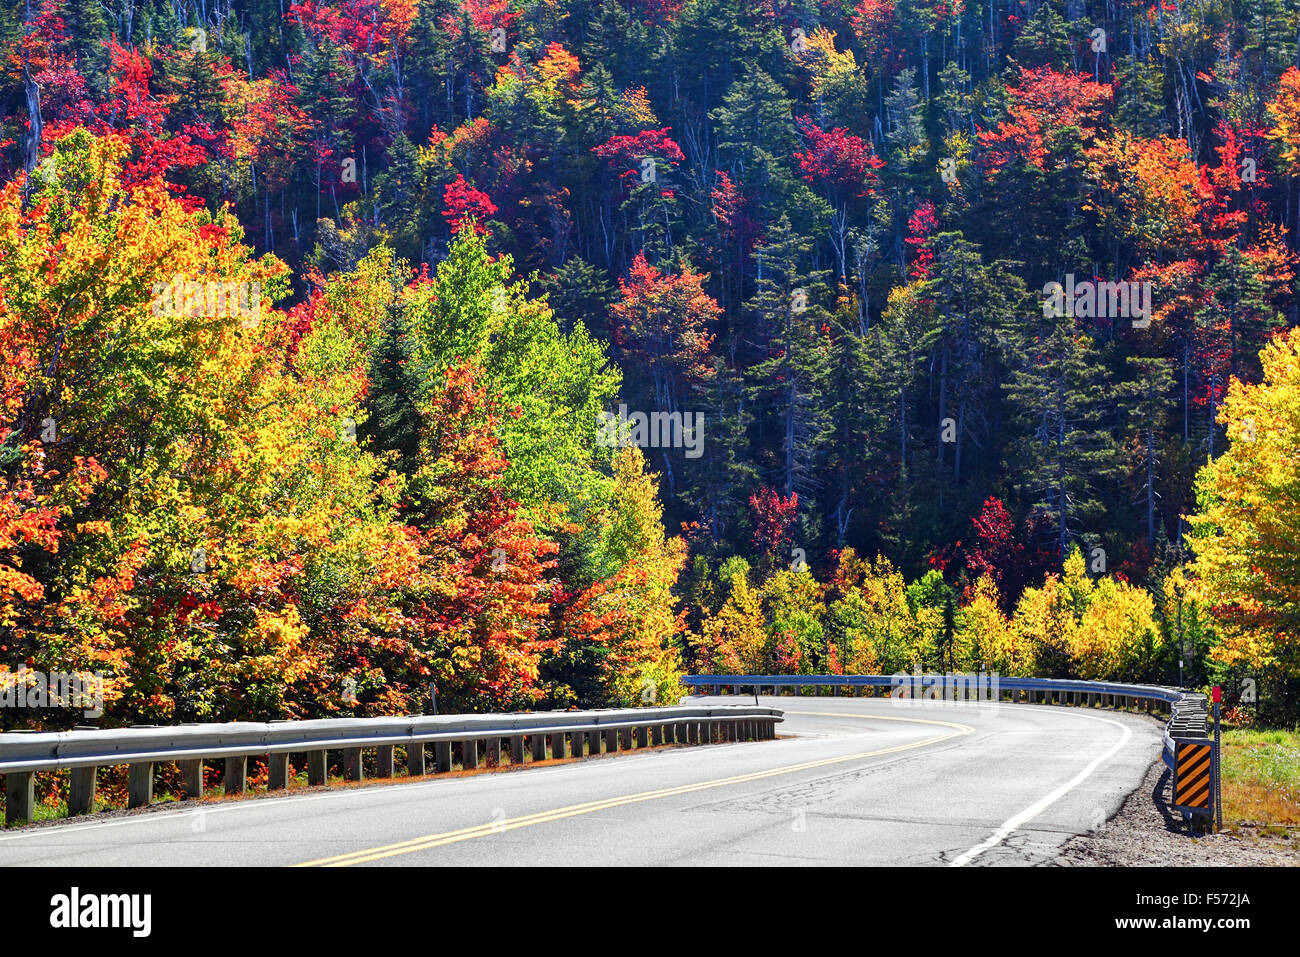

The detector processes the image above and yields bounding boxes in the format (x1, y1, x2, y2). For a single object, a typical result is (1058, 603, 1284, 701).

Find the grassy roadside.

(1220, 727, 1300, 833)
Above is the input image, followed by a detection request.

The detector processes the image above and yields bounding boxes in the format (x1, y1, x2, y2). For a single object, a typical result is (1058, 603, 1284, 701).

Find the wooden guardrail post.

(550, 731, 567, 759)
(510, 735, 525, 764)
(635, 725, 648, 749)
(487, 737, 501, 766)
(435, 741, 451, 773)
(462, 739, 479, 770)
(376, 745, 395, 779)
(5, 770, 35, 824)
(407, 742, 426, 776)
(68, 766, 97, 815)
(178, 758, 204, 800)
(342, 747, 363, 781)
(619, 727, 633, 750)
(225, 756, 247, 794)
(651, 724, 663, 745)
(605, 728, 618, 752)
(269, 752, 290, 790)
(308, 749, 327, 785)
(128, 762, 154, 807)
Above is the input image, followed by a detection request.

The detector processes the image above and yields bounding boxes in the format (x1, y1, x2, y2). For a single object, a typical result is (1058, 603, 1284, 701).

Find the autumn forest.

(2, 0, 1299, 729)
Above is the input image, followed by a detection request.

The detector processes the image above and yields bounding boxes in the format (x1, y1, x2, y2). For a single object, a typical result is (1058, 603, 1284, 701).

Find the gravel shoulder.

(1057, 755, 1300, 866)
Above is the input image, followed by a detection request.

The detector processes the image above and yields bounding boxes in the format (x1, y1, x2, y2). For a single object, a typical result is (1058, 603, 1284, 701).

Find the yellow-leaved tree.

(959, 577, 1028, 676)
(1188, 328, 1300, 679)
(696, 569, 769, 674)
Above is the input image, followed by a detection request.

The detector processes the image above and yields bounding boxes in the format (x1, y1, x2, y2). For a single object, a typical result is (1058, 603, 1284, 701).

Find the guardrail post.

(269, 752, 290, 790)
(462, 739, 479, 770)
(620, 727, 633, 750)
(551, 732, 568, 760)
(510, 735, 525, 764)
(435, 741, 451, 773)
(376, 745, 395, 779)
(726, 721, 737, 741)
(487, 737, 502, 766)
(531, 733, 547, 762)
(635, 725, 648, 749)
(408, 742, 426, 776)
(5, 770, 35, 825)
(651, 724, 663, 746)
(342, 748, 363, 782)
(225, 756, 247, 795)
(68, 766, 97, 815)
(128, 762, 154, 807)
(308, 750, 327, 786)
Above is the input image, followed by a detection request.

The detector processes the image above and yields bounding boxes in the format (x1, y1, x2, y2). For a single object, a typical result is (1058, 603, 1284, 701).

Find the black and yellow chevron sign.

(1174, 742, 1214, 810)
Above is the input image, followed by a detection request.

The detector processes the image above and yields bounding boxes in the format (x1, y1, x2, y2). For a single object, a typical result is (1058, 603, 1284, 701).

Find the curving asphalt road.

(0, 695, 1164, 866)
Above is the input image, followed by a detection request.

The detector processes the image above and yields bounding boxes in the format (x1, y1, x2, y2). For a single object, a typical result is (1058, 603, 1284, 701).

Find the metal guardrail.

(0, 704, 784, 825)
(682, 673, 1187, 709)
(685, 673, 1216, 827)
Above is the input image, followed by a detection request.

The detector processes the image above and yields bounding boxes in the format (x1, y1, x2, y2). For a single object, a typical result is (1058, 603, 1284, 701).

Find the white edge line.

(949, 712, 1134, 867)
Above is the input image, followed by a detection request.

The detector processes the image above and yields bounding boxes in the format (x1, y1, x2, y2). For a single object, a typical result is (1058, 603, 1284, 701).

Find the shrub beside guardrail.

(0, 704, 784, 826)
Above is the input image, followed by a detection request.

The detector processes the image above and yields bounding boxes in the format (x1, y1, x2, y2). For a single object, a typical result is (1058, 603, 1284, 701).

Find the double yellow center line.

(294, 712, 974, 866)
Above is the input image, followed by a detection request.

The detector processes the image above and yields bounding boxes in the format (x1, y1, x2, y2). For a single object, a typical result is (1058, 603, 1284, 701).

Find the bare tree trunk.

(23, 65, 41, 177)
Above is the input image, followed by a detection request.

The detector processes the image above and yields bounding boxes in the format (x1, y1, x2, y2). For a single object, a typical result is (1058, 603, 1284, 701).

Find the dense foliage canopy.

(2, 0, 1299, 726)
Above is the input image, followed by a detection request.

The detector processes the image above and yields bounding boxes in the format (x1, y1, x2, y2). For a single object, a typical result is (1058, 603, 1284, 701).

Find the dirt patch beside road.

(1057, 757, 1299, 866)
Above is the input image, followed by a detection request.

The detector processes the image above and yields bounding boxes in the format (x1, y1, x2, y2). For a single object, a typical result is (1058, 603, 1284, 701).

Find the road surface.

(0, 695, 1164, 866)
